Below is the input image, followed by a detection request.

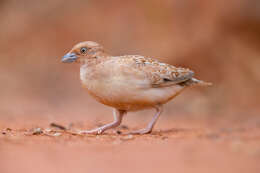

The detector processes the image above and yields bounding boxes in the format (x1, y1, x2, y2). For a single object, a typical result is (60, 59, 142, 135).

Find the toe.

(78, 128, 104, 135)
(129, 128, 152, 135)
(77, 130, 97, 135)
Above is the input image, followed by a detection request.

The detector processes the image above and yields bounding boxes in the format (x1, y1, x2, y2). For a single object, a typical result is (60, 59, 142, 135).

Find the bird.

(61, 41, 211, 135)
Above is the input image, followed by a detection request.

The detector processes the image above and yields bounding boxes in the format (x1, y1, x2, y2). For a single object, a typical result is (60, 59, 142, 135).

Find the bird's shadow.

(151, 128, 192, 135)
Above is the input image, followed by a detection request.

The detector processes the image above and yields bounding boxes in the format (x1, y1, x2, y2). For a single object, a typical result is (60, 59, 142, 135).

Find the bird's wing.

(114, 55, 194, 88)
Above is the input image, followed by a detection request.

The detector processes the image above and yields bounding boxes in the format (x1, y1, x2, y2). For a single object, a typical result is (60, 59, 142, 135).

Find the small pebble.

(44, 128, 52, 133)
(52, 132, 62, 137)
(115, 130, 122, 135)
(32, 128, 43, 135)
(121, 135, 134, 140)
(6, 128, 12, 131)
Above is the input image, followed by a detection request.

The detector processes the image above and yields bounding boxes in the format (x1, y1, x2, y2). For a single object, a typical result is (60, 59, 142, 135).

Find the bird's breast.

(79, 64, 185, 111)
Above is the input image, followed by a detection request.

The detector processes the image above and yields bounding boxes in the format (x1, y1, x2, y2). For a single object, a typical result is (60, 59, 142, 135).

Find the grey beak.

(61, 53, 78, 63)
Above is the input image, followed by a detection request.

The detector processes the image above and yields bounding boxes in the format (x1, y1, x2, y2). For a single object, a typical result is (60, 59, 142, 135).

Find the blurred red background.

(0, 0, 259, 122)
(1, 1, 260, 173)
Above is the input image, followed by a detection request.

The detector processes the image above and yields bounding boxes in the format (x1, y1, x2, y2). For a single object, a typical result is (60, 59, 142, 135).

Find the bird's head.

(61, 41, 104, 63)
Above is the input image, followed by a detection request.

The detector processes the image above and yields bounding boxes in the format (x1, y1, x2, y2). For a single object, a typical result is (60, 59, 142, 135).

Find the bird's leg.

(130, 105, 163, 135)
(78, 109, 126, 135)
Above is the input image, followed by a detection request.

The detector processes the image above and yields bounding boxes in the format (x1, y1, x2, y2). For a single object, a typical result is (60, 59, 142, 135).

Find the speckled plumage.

(110, 55, 195, 87)
(62, 41, 211, 135)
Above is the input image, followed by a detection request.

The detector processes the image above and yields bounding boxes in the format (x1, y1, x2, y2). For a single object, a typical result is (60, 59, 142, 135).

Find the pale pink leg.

(130, 105, 163, 135)
(79, 109, 126, 135)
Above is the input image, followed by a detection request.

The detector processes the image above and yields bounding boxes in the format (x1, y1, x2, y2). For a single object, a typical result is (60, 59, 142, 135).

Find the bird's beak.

(61, 53, 78, 63)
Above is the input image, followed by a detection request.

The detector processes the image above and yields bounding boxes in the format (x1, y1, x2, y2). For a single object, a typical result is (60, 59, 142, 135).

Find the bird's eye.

(80, 47, 88, 54)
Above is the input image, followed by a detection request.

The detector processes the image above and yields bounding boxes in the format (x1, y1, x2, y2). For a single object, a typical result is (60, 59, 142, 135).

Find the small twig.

(50, 123, 67, 130)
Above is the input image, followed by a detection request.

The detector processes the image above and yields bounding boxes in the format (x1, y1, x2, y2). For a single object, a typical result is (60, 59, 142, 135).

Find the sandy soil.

(0, 115, 260, 173)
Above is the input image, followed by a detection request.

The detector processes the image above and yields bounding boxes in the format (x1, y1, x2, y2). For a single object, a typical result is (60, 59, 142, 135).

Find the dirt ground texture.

(1, 113, 260, 173)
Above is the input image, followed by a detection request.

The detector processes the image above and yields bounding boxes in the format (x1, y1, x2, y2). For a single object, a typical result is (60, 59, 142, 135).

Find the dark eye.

(80, 47, 88, 54)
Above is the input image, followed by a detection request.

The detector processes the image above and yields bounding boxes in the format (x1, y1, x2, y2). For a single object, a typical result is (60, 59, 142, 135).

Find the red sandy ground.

(0, 115, 260, 173)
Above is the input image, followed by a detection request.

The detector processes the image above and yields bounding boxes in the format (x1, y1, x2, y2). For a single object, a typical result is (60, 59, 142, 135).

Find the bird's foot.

(78, 128, 104, 135)
(128, 128, 152, 135)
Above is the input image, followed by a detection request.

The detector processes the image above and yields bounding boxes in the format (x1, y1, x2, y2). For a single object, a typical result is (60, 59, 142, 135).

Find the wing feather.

(115, 55, 194, 88)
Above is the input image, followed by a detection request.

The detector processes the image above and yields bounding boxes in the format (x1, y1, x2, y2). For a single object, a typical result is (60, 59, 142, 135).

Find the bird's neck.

(80, 52, 111, 83)
(81, 51, 109, 66)
(80, 53, 110, 88)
